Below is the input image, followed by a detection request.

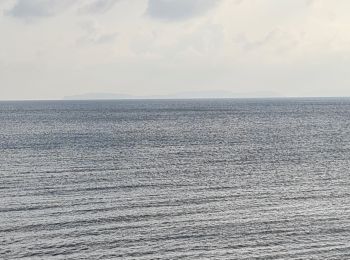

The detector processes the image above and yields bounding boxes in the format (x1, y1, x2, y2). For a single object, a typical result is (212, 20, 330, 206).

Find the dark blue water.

(1, 99, 350, 259)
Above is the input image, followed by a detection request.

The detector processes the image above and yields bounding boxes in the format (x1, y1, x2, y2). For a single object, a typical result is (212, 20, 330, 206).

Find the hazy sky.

(1, 0, 350, 100)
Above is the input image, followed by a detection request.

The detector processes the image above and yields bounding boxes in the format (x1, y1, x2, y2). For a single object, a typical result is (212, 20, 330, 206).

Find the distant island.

(63, 90, 280, 100)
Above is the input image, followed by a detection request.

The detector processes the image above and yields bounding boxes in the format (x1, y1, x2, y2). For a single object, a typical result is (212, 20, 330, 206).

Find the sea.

(1, 98, 350, 259)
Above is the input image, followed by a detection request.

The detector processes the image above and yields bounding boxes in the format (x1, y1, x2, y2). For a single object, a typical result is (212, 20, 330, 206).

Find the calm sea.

(1, 99, 350, 259)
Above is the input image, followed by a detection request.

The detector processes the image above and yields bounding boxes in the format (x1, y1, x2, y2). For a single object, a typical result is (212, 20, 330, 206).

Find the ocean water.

(1, 98, 350, 259)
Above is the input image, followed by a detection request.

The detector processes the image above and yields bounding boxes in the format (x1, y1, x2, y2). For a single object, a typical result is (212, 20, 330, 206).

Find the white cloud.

(77, 20, 118, 45)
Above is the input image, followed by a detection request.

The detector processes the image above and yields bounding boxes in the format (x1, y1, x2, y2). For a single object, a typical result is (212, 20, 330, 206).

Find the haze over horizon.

(1, 0, 350, 100)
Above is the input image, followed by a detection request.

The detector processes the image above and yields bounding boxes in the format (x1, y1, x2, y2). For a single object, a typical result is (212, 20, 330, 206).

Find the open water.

(1, 99, 350, 259)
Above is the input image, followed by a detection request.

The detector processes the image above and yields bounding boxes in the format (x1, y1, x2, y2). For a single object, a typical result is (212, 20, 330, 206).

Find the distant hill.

(63, 90, 280, 100)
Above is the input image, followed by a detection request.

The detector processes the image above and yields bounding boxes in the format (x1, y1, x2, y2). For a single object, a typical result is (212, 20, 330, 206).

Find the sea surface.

(1, 98, 350, 259)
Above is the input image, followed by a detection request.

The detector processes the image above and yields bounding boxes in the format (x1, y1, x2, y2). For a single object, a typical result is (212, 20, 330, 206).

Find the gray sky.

(1, 0, 350, 100)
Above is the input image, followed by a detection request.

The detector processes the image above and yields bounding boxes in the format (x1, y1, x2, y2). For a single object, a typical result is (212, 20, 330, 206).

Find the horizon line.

(1, 96, 350, 102)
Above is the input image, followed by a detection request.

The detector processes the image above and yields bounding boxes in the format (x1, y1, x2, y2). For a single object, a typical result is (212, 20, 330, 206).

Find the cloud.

(77, 20, 118, 45)
(233, 29, 299, 52)
(146, 0, 220, 21)
(6, 0, 73, 19)
(78, 32, 118, 44)
(79, 0, 119, 14)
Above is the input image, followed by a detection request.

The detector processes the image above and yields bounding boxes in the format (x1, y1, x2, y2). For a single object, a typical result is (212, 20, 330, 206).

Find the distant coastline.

(63, 90, 280, 100)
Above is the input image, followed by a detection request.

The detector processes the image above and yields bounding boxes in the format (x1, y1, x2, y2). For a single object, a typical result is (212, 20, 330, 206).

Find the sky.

(1, 0, 350, 100)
